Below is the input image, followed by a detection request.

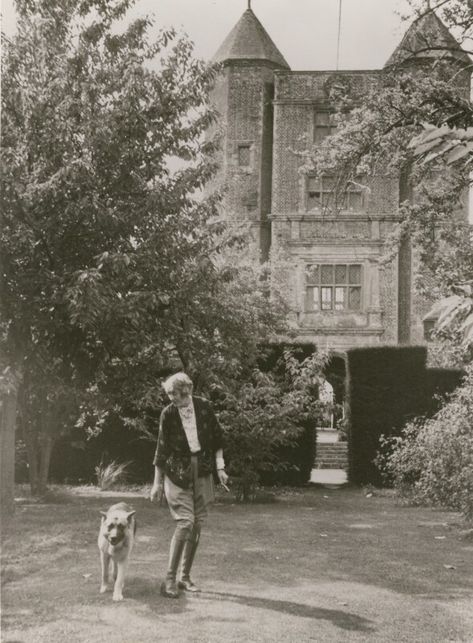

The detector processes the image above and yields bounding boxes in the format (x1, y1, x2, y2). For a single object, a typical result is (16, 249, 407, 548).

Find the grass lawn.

(2, 484, 473, 643)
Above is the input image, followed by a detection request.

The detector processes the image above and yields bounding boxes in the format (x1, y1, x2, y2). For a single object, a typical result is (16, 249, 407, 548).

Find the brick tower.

(211, 5, 289, 260)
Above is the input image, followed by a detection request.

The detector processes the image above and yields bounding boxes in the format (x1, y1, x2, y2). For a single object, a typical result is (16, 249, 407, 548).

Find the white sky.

(2, 0, 413, 70)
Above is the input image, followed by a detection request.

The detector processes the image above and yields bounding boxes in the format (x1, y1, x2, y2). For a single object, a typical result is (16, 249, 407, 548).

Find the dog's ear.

(100, 511, 107, 520)
(126, 511, 136, 523)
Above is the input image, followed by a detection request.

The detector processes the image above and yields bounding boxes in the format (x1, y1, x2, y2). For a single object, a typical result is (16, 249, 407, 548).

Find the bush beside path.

(2, 486, 473, 642)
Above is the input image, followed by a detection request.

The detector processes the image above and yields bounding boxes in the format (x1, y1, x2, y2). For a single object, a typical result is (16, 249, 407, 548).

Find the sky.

(3, 1, 472, 219)
(2, 0, 414, 70)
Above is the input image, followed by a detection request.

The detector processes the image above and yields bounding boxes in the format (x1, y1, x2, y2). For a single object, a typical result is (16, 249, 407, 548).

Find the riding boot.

(160, 533, 186, 598)
(178, 525, 201, 592)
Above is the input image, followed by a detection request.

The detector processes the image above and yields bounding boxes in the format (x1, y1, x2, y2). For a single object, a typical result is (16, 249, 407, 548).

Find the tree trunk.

(17, 380, 41, 496)
(20, 382, 58, 496)
(37, 434, 54, 496)
(24, 427, 40, 495)
(0, 384, 18, 519)
(22, 415, 56, 496)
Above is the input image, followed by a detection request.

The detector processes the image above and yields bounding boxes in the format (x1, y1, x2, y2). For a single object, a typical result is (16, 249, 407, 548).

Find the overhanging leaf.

(447, 142, 473, 165)
(415, 137, 447, 156)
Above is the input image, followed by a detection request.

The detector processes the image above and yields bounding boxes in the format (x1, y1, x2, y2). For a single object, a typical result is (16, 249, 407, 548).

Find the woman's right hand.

(149, 482, 164, 503)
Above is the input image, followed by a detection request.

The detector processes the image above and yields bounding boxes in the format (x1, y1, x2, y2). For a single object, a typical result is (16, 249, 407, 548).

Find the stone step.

(316, 464, 348, 470)
(317, 459, 348, 465)
(315, 442, 348, 470)
(317, 450, 348, 455)
(317, 448, 348, 455)
(317, 449, 348, 455)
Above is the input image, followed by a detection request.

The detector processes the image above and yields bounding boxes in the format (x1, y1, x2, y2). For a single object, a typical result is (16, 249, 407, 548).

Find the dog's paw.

(100, 584, 109, 594)
(112, 592, 124, 602)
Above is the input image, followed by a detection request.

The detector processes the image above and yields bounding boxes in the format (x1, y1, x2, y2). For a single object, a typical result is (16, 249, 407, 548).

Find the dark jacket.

(152, 396, 224, 489)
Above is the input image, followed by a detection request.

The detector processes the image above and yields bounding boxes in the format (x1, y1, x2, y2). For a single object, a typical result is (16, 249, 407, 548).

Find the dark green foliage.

(259, 421, 315, 487)
(424, 368, 464, 414)
(48, 420, 157, 484)
(346, 346, 428, 486)
(257, 343, 318, 486)
(257, 343, 316, 373)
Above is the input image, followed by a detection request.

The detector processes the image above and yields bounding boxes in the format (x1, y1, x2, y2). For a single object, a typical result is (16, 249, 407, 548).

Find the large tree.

(1, 0, 288, 501)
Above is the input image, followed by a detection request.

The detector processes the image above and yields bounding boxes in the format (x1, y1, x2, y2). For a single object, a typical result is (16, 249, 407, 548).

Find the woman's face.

(167, 387, 192, 407)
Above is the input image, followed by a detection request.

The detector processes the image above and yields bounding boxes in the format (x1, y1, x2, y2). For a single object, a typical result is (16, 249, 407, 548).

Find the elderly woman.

(150, 372, 228, 598)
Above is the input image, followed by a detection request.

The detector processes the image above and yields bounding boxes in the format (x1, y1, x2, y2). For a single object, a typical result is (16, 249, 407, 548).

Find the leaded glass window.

(305, 263, 363, 312)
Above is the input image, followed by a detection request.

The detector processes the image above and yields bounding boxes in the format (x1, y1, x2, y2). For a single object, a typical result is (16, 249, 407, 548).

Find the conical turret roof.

(213, 8, 289, 69)
(385, 10, 470, 67)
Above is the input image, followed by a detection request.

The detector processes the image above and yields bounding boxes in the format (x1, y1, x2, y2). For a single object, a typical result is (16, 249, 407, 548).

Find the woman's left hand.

(217, 468, 229, 491)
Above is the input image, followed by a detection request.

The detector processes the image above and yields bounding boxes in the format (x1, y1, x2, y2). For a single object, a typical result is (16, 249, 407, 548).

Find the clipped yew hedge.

(346, 346, 427, 486)
(346, 345, 464, 486)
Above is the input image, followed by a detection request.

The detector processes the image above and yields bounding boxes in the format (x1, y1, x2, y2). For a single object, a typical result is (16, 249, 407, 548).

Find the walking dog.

(98, 502, 136, 601)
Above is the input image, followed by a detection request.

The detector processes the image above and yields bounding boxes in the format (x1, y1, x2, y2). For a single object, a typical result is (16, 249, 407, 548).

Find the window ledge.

(297, 327, 384, 336)
(269, 213, 401, 221)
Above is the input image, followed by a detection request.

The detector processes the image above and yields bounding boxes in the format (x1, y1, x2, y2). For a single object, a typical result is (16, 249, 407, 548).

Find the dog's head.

(100, 508, 135, 547)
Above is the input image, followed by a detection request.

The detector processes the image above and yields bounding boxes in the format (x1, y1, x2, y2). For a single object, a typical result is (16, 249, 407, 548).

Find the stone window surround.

(231, 140, 255, 173)
(294, 253, 384, 331)
(238, 144, 251, 167)
(269, 213, 401, 246)
(305, 263, 363, 313)
(312, 107, 337, 144)
(301, 174, 367, 214)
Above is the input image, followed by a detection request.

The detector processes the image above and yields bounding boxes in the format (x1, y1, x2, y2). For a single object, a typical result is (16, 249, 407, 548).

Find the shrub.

(95, 459, 131, 490)
(424, 367, 464, 414)
(214, 350, 329, 501)
(378, 364, 473, 520)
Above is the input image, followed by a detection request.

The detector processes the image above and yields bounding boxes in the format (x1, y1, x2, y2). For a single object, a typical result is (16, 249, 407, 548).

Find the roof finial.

(248, 0, 251, 9)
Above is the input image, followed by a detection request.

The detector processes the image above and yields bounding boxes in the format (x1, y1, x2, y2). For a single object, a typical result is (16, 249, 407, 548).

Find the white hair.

(162, 372, 193, 395)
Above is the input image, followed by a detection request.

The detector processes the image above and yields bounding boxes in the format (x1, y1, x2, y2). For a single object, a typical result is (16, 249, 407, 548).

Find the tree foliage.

(214, 350, 330, 501)
(1, 0, 288, 494)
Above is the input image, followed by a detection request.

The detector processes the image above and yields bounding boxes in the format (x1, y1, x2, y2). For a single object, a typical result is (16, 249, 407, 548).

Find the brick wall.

(272, 102, 310, 213)
(270, 70, 402, 348)
(274, 70, 380, 102)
